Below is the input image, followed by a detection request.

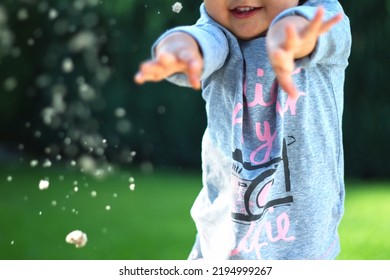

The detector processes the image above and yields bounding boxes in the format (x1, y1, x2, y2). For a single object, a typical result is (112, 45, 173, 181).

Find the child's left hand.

(266, 7, 342, 98)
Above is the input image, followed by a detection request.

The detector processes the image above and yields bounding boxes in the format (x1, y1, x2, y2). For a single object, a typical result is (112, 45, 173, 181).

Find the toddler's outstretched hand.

(266, 7, 342, 98)
(134, 32, 203, 89)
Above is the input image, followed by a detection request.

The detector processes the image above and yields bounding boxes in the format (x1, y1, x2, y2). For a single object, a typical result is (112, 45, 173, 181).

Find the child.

(135, 0, 351, 260)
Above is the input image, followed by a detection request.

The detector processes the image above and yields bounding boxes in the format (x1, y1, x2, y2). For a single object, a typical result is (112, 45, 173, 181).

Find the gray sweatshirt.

(156, 0, 351, 259)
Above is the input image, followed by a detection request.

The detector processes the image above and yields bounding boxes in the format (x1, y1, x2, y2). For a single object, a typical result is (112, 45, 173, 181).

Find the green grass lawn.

(0, 163, 389, 260)
(337, 181, 390, 260)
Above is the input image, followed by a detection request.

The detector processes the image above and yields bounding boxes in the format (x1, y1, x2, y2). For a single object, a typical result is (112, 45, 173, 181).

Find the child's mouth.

(231, 6, 261, 19)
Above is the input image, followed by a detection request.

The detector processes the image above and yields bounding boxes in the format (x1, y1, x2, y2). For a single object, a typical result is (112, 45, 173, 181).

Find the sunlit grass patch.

(338, 181, 390, 260)
(0, 164, 200, 260)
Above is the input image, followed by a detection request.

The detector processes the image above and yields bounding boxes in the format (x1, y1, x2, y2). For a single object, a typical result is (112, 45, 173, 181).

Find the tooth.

(237, 7, 254, 12)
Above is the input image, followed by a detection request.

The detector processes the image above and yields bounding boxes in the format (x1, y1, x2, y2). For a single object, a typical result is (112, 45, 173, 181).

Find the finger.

(319, 13, 343, 34)
(270, 49, 294, 73)
(134, 71, 145, 84)
(134, 62, 157, 84)
(306, 8, 342, 37)
(275, 70, 298, 99)
(134, 61, 169, 84)
(176, 50, 203, 89)
(138, 50, 193, 83)
(157, 51, 179, 68)
(187, 59, 203, 89)
(270, 50, 298, 98)
(155, 51, 187, 76)
(284, 24, 299, 51)
(304, 7, 325, 37)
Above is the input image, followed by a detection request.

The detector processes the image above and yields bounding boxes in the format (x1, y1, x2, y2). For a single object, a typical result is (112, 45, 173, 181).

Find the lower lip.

(231, 8, 261, 19)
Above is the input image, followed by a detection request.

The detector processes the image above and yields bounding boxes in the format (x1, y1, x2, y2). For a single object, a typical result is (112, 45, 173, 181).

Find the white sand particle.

(66, 230, 88, 248)
(129, 183, 135, 191)
(39, 179, 50, 190)
(172, 2, 183, 13)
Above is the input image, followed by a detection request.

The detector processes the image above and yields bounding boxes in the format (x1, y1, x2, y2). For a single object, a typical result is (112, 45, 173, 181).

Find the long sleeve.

(271, 0, 352, 68)
(151, 4, 229, 87)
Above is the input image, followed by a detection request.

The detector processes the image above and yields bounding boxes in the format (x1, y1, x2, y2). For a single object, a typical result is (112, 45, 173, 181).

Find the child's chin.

(234, 31, 265, 40)
(231, 26, 267, 40)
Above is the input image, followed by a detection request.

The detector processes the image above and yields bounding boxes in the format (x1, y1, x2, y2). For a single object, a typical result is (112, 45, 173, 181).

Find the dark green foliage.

(342, 0, 390, 178)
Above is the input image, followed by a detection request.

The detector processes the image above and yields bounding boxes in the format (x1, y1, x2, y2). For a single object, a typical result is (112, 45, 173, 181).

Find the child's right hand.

(134, 32, 203, 89)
